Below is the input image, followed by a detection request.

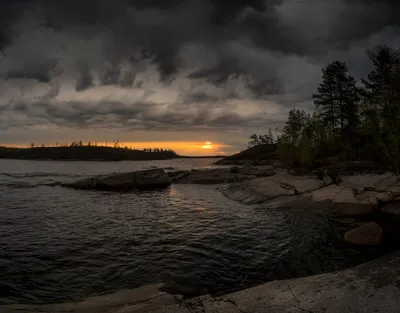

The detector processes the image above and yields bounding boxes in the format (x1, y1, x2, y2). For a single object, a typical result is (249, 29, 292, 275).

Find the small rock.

(364, 186, 375, 192)
(323, 175, 332, 186)
(381, 201, 400, 216)
(353, 187, 364, 195)
(388, 185, 400, 197)
(272, 160, 282, 169)
(344, 222, 383, 246)
(240, 165, 260, 176)
(374, 192, 394, 203)
(289, 168, 305, 176)
(324, 165, 341, 184)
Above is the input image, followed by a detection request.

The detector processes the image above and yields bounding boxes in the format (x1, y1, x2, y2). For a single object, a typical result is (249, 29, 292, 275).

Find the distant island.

(0, 143, 225, 161)
(0, 145, 178, 161)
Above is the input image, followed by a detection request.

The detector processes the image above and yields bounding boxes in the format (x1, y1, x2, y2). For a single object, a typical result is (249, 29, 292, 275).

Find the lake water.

(0, 158, 395, 304)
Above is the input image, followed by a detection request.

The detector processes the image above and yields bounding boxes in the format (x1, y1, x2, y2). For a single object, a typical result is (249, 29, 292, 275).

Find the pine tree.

(312, 61, 360, 149)
(248, 134, 260, 147)
(278, 109, 310, 166)
(282, 109, 309, 147)
(362, 46, 400, 176)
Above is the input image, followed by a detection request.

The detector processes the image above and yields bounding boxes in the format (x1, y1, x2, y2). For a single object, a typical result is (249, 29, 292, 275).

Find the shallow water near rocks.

(0, 158, 398, 304)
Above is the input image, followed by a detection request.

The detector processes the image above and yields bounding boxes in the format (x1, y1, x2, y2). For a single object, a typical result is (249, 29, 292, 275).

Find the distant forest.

(0, 140, 178, 161)
(249, 45, 400, 176)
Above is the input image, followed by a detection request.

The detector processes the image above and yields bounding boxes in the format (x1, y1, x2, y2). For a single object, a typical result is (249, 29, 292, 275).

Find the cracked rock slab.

(212, 251, 400, 313)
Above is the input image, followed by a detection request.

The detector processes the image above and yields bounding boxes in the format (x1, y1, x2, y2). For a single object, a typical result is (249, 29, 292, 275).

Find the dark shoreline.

(0, 156, 223, 162)
(0, 146, 225, 162)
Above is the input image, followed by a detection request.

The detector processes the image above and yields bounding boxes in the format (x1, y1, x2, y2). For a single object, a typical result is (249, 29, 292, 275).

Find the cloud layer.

(0, 0, 399, 148)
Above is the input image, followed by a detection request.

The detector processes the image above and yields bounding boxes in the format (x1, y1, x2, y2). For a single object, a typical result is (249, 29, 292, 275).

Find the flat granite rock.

(222, 175, 297, 204)
(205, 251, 400, 313)
(339, 173, 394, 190)
(225, 179, 385, 216)
(223, 174, 325, 205)
(169, 168, 258, 184)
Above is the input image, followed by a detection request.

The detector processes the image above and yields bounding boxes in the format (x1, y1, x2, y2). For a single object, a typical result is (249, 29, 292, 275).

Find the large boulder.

(344, 222, 383, 246)
(64, 169, 171, 190)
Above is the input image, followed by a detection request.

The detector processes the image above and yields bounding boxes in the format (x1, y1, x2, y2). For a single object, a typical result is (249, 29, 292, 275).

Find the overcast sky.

(0, 0, 399, 155)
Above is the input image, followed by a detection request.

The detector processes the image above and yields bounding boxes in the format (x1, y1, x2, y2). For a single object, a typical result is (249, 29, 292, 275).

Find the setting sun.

(201, 142, 214, 149)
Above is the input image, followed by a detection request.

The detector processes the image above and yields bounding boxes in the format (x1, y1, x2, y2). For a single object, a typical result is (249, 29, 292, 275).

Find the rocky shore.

(159, 163, 400, 247)
(36, 164, 400, 312)
(2, 251, 400, 313)
(63, 165, 400, 246)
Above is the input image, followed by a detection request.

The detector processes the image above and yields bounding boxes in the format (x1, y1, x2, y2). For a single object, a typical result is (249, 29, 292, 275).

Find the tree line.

(25, 140, 176, 154)
(250, 45, 400, 175)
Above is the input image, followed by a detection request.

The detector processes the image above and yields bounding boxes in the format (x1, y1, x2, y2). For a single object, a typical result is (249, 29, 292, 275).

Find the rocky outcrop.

(344, 222, 383, 246)
(168, 168, 255, 184)
(63, 169, 171, 190)
(5, 252, 400, 313)
(223, 174, 398, 216)
(223, 174, 326, 205)
(233, 165, 275, 176)
(170, 167, 275, 184)
(214, 144, 278, 166)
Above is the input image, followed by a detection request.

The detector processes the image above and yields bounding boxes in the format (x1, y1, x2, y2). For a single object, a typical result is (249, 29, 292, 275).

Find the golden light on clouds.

(97, 141, 228, 156)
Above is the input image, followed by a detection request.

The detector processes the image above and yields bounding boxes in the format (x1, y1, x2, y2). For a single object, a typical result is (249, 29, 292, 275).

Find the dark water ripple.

(0, 159, 398, 305)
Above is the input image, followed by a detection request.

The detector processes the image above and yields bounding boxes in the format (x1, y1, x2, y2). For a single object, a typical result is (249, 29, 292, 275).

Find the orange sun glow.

(201, 142, 214, 149)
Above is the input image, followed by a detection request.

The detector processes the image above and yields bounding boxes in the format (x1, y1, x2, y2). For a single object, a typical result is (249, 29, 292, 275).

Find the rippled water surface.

(0, 158, 395, 304)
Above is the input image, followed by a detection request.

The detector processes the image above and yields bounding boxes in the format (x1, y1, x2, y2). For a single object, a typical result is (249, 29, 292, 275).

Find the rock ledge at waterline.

(222, 171, 399, 215)
(2, 251, 400, 313)
(63, 168, 171, 190)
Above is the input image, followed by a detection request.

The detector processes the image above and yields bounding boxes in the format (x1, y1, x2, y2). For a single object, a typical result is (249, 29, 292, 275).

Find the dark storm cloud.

(0, 0, 283, 89)
(1, 0, 400, 134)
(181, 91, 223, 104)
(0, 99, 272, 131)
(187, 58, 243, 85)
(1, 57, 57, 83)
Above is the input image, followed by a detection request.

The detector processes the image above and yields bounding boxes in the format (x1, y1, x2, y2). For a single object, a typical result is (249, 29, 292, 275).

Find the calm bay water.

(0, 158, 395, 304)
